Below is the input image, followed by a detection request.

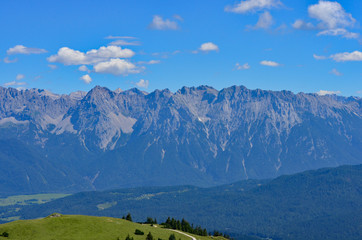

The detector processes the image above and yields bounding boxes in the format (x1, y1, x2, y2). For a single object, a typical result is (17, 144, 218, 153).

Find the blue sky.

(0, 0, 361, 96)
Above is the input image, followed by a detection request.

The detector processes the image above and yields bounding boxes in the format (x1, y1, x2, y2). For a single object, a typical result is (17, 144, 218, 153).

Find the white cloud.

(275, 23, 287, 31)
(317, 28, 359, 39)
(199, 42, 219, 52)
(47, 48, 86, 65)
(316, 51, 362, 62)
(330, 68, 342, 76)
(148, 60, 161, 64)
(308, 1, 356, 29)
(235, 63, 251, 70)
(7, 45, 47, 55)
(316, 90, 341, 96)
(292, 19, 317, 30)
(254, 11, 274, 29)
(135, 79, 149, 88)
(3, 81, 26, 87)
(108, 39, 141, 46)
(3, 57, 18, 63)
(16, 74, 25, 80)
(93, 58, 141, 76)
(105, 36, 137, 39)
(225, 0, 282, 14)
(48, 64, 57, 69)
(173, 14, 183, 21)
(138, 60, 161, 65)
(330, 51, 362, 62)
(293, 1, 358, 40)
(47, 46, 135, 65)
(260, 60, 280, 67)
(80, 74, 92, 84)
(78, 65, 90, 72)
(149, 15, 179, 30)
(313, 54, 327, 60)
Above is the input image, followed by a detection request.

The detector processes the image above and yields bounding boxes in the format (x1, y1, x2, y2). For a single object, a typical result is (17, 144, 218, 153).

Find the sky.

(0, 0, 361, 96)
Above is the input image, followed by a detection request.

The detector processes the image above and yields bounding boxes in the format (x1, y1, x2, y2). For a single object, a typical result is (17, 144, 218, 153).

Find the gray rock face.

(0, 85, 361, 195)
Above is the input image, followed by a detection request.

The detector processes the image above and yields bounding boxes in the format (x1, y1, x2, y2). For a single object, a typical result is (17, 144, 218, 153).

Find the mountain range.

(0, 85, 361, 195)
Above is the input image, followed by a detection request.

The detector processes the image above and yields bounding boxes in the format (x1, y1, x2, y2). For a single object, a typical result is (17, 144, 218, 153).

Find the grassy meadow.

(0, 214, 223, 240)
(0, 194, 70, 207)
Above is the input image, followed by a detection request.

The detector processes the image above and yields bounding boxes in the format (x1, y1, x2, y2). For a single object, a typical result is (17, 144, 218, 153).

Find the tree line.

(162, 217, 208, 236)
(121, 213, 231, 239)
(119, 232, 177, 240)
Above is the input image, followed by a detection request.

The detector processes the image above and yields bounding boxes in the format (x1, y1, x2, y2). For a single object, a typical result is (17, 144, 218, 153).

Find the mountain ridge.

(0, 84, 361, 195)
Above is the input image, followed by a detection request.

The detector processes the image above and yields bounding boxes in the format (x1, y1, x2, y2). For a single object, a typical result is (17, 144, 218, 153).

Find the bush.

(1, 232, 9, 237)
(135, 229, 144, 235)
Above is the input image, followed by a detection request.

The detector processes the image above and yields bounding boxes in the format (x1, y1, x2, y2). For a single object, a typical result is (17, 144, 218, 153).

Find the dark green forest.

(1, 164, 361, 240)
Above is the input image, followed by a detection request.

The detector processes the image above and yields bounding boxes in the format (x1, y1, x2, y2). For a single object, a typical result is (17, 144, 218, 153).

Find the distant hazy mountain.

(0, 85, 361, 195)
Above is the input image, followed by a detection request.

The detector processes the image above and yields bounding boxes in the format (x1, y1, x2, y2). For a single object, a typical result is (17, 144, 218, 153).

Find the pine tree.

(146, 232, 154, 240)
(126, 234, 134, 240)
(146, 217, 154, 224)
(126, 213, 132, 222)
(169, 234, 176, 240)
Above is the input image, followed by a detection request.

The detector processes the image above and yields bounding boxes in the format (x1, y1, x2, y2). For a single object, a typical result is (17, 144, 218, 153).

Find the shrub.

(135, 229, 144, 235)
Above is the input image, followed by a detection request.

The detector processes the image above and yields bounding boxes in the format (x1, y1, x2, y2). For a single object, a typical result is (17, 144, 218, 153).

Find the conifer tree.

(126, 213, 132, 222)
(169, 234, 176, 240)
(146, 232, 154, 240)
(126, 234, 134, 240)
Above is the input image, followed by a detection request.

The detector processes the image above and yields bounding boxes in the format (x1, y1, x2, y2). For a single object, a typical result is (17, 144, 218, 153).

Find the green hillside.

(0, 194, 70, 207)
(7, 164, 361, 240)
(0, 214, 221, 240)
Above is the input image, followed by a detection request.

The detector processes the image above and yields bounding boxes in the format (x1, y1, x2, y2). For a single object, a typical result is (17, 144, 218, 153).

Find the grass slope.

(0, 214, 219, 240)
(0, 194, 70, 207)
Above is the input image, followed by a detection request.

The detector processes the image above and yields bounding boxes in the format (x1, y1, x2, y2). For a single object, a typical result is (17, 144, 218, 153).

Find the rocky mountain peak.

(114, 88, 123, 94)
(69, 91, 87, 100)
(0, 84, 361, 195)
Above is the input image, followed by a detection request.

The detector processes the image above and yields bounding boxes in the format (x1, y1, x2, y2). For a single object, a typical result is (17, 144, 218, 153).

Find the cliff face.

(0, 85, 361, 195)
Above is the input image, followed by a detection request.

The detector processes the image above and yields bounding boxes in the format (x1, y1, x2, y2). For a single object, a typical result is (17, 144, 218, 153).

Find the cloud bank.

(135, 79, 149, 88)
(48, 46, 135, 65)
(149, 15, 179, 30)
(93, 58, 141, 76)
(225, 0, 282, 14)
(7, 45, 47, 55)
(260, 60, 280, 67)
